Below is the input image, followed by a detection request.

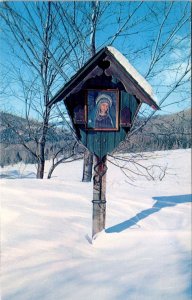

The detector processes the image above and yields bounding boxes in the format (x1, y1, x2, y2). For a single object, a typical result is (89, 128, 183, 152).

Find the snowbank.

(1, 149, 191, 300)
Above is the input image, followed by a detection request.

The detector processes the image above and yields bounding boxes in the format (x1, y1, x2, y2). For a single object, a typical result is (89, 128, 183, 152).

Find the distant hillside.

(125, 109, 191, 153)
(0, 112, 75, 167)
(0, 112, 71, 144)
(0, 109, 191, 167)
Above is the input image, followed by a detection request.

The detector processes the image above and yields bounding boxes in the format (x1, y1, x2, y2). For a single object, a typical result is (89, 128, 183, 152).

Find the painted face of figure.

(99, 102, 109, 116)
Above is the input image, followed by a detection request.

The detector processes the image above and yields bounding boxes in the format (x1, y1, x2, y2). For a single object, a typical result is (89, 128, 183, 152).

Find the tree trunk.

(36, 140, 45, 179)
(81, 1, 98, 182)
(47, 158, 64, 179)
(36, 114, 49, 179)
(37, 159, 45, 179)
(47, 163, 55, 179)
(82, 150, 93, 182)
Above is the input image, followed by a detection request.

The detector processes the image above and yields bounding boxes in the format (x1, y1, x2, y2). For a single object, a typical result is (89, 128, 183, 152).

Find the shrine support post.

(92, 155, 107, 238)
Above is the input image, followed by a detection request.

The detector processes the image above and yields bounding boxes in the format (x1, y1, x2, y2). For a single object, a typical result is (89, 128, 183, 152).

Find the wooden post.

(92, 155, 107, 238)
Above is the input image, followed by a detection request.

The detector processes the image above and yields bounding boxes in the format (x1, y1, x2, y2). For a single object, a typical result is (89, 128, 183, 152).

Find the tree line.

(125, 109, 191, 153)
(0, 109, 191, 170)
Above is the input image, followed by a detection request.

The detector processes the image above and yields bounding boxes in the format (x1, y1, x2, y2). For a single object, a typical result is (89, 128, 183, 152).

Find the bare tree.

(81, 0, 99, 182)
(81, 1, 190, 181)
(0, 2, 57, 177)
(47, 141, 84, 179)
(0, 2, 93, 178)
(82, 1, 147, 182)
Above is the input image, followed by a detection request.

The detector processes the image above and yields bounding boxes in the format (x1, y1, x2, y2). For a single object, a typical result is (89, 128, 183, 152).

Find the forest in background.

(0, 109, 191, 168)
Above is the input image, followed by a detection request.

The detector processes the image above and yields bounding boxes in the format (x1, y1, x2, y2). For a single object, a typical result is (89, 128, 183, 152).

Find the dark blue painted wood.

(65, 74, 140, 159)
(79, 93, 139, 158)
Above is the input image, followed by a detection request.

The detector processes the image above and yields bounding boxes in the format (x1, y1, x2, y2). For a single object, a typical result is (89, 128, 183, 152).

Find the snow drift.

(1, 149, 191, 300)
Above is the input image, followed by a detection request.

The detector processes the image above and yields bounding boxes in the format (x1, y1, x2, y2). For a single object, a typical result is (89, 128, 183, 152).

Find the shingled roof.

(48, 46, 159, 110)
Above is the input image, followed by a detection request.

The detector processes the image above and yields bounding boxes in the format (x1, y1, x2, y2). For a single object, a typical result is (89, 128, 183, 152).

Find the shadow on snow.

(105, 194, 192, 233)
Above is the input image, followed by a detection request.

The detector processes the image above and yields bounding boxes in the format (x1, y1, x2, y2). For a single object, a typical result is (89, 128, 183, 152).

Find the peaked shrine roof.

(48, 46, 159, 110)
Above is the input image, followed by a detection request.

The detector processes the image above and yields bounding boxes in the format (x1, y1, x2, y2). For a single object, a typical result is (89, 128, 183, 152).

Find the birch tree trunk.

(82, 150, 93, 182)
(82, 1, 99, 182)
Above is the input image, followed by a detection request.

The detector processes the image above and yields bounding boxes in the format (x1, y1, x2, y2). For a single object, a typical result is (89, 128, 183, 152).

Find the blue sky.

(94, 1, 191, 115)
(0, 1, 190, 119)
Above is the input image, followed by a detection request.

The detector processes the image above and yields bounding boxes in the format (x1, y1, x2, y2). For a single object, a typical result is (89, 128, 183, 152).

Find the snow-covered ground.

(1, 149, 191, 300)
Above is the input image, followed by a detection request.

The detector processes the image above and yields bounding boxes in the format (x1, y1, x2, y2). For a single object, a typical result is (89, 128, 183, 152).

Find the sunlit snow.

(1, 149, 191, 300)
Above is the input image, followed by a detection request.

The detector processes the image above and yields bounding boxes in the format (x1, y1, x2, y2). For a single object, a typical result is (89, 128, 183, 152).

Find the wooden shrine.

(47, 46, 159, 238)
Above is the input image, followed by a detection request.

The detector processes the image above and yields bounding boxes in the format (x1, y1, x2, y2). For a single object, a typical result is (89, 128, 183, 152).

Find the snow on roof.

(48, 46, 159, 108)
(107, 46, 156, 102)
